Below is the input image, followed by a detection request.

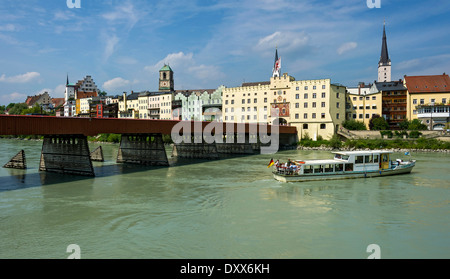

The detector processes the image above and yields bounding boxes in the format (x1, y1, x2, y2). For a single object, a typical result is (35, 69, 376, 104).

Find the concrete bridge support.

(3, 150, 27, 169)
(215, 133, 256, 155)
(39, 135, 95, 177)
(172, 133, 220, 159)
(117, 134, 169, 166)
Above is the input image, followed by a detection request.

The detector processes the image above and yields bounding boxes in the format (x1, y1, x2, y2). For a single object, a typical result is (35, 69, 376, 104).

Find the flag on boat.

(267, 158, 274, 168)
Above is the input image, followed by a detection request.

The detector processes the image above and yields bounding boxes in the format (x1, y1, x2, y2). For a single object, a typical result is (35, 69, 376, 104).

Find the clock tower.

(159, 64, 174, 92)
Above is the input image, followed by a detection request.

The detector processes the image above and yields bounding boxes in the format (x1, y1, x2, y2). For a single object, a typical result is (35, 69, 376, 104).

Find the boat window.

(365, 155, 372, 163)
(304, 165, 313, 174)
(314, 165, 323, 173)
(382, 154, 389, 162)
(334, 154, 342, 160)
(374, 155, 379, 163)
(342, 155, 349, 161)
(355, 156, 364, 164)
(345, 164, 353, 171)
(335, 164, 344, 172)
(325, 164, 334, 173)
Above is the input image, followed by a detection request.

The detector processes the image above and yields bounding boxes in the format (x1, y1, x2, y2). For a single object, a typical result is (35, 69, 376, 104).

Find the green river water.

(0, 138, 449, 259)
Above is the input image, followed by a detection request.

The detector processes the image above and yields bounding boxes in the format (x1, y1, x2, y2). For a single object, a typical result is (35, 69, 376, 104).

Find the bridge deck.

(0, 115, 297, 136)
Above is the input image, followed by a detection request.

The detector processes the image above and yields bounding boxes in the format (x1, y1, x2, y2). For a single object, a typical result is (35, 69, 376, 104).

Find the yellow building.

(404, 74, 450, 119)
(404, 74, 450, 130)
(345, 83, 382, 129)
(118, 92, 140, 119)
(223, 73, 346, 140)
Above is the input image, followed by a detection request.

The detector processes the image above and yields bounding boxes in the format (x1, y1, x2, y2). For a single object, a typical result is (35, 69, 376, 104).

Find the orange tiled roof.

(52, 98, 65, 107)
(77, 91, 98, 99)
(404, 74, 450, 93)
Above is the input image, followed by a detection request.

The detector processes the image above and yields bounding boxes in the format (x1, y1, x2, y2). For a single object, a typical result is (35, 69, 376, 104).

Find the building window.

(264, 98, 267, 103)
(321, 113, 325, 119)
(312, 102, 316, 108)
(295, 103, 299, 108)
(321, 102, 326, 108)
(320, 124, 326, 129)
(312, 93, 317, 99)
(295, 114, 299, 119)
(337, 102, 340, 108)
(304, 102, 308, 108)
(304, 86, 308, 90)
(304, 113, 308, 119)
(296, 87, 299, 90)
(366, 114, 370, 119)
(254, 98, 257, 103)
(336, 113, 340, 119)
(312, 113, 316, 119)
(242, 99, 245, 104)
(304, 93, 308, 99)
(322, 85, 326, 89)
(322, 92, 326, 98)
(372, 96, 376, 100)
(296, 94, 300, 99)
(231, 100, 234, 104)
(420, 99, 424, 105)
(359, 114, 363, 119)
(372, 105, 377, 109)
(443, 98, 447, 104)
(303, 124, 308, 129)
(353, 114, 356, 119)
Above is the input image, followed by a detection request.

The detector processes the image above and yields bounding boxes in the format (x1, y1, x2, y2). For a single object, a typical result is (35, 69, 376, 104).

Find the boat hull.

(273, 162, 415, 183)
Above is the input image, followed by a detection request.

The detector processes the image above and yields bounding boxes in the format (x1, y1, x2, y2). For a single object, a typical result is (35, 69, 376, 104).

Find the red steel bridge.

(0, 115, 297, 176)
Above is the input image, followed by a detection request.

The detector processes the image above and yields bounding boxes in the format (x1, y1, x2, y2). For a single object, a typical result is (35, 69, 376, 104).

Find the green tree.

(22, 104, 44, 115)
(399, 120, 409, 130)
(8, 103, 28, 115)
(329, 134, 342, 149)
(370, 115, 389, 130)
(342, 119, 367, 130)
(408, 119, 427, 130)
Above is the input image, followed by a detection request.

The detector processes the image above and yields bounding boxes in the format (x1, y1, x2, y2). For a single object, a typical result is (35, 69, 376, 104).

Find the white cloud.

(103, 77, 131, 92)
(0, 92, 27, 104)
(337, 42, 358, 55)
(0, 24, 17, 32)
(103, 34, 119, 61)
(254, 31, 311, 55)
(144, 52, 225, 88)
(0, 72, 40, 83)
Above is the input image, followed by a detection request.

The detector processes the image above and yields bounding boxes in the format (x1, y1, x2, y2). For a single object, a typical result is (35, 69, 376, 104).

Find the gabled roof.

(404, 74, 450, 93)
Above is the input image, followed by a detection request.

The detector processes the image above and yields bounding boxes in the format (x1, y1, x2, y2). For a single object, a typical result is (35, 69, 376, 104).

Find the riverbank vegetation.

(298, 133, 450, 150)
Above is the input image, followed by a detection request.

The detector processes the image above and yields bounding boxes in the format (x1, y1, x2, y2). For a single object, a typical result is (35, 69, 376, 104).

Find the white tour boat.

(272, 150, 416, 183)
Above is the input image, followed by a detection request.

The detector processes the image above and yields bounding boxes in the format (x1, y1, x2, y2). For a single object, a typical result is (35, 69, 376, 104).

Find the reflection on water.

(0, 139, 449, 259)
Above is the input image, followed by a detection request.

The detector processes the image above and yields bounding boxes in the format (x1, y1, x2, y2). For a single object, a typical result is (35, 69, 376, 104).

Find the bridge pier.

(39, 135, 95, 177)
(215, 133, 256, 155)
(117, 134, 169, 166)
(3, 150, 27, 169)
(172, 134, 220, 159)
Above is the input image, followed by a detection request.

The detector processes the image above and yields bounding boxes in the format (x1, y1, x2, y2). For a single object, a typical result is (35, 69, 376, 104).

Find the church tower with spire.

(378, 21, 391, 82)
(272, 48, 281, 78)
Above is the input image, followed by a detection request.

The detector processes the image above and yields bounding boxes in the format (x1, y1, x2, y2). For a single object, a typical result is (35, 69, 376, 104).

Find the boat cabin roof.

(332, 150, 393, 156)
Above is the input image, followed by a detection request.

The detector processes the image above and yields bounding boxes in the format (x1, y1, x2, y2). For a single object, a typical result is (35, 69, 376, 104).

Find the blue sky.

(0, 0, 449, 105)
